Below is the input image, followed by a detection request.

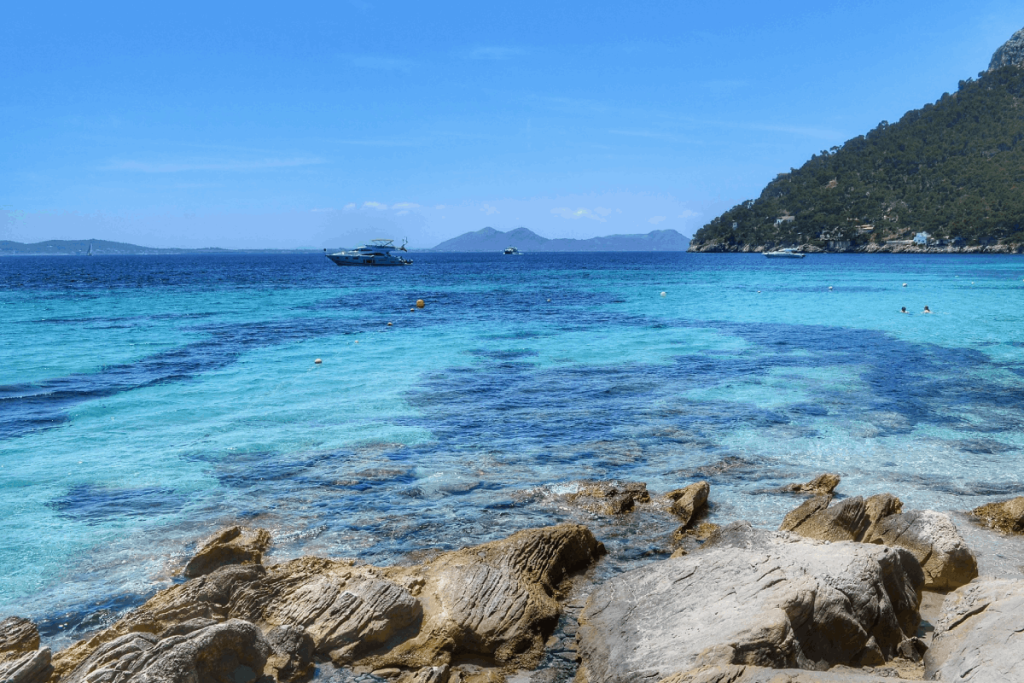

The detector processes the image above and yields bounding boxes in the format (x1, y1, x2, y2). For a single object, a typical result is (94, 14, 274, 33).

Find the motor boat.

(764, 248, 805, 259)
(503, 246, 521, 255)
(325, 239, 412, 266)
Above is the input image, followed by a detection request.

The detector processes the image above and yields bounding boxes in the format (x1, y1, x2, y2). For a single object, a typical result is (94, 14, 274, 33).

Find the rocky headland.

(3, 482, 1024, 683)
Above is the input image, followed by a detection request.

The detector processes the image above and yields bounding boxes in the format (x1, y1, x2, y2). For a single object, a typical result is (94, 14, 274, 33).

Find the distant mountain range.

(430, 227, 690, 252)
(0, 240, 316, 255)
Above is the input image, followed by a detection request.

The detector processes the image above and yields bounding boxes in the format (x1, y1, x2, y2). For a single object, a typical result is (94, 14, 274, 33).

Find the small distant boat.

(503, 246, 521, 255)
(325, 239, 412, 267)
(764, 248, 805, 259)
(87, 242, 92, 256)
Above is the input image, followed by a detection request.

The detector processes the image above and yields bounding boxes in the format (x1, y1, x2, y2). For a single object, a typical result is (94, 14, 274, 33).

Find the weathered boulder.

(780, 494, 976, 591)
(0, 617, 40, 664)
(184, 526, 272, 578)
(60, 619, 270, 683)
(576, 523, 923, 683)
(780, 495, 899, 543)
(265, 625, 315, 682)
(865, 510, 978, 591)
(0, 649, 52, 683)
(666, 482, 710, 528)
(567, 481, 650, 515)
(924, 578, 1024, 681)
(970, 496, 1024, 534)
(781, 474, 841, 495)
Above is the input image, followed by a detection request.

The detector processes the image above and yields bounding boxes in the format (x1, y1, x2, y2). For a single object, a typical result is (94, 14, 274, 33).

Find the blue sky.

(2, 1, 1023, 248)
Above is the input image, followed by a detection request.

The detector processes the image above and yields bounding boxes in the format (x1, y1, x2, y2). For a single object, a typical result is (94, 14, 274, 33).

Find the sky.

(2, 1, 1024, 249)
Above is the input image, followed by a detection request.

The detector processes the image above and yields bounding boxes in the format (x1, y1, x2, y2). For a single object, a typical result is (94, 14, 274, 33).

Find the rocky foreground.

(3, 481, 1024, 683)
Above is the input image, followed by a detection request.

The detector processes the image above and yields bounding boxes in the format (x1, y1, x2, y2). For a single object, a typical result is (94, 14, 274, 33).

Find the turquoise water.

(2, 252, 1024, 643)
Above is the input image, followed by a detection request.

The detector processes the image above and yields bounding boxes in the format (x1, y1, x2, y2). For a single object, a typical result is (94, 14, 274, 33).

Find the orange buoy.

(416, 299, 425, 308)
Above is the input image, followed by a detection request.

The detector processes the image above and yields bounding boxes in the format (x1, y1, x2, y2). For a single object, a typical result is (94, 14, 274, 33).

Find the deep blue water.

(2, 252, 1024, 644)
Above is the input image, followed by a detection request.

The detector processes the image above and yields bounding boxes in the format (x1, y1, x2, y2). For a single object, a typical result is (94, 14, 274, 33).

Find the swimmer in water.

(900, 307, 908, 314)
(923, 306, 933, 314)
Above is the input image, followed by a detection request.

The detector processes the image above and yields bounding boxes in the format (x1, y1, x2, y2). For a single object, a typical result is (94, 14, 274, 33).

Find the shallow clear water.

(3, 252, 1024, 644)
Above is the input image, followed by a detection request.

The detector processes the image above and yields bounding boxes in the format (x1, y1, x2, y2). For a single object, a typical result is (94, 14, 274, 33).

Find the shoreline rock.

(779, 494, 978, 591)
(50, 524, 604, 683)
(576, 523, 924, 683)
(970, 496, 1024, 534)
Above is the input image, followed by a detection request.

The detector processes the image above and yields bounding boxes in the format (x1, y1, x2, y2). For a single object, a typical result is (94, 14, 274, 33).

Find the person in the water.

(901, 307, 908, 313)
(923, 306, 933, 314)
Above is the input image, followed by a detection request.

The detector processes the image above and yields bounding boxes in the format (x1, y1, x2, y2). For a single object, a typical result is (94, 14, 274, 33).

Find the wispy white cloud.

(310, 208, 335, 213)
(343, 203, 357, 211)
(481, 203, 499, 215)
(392, 202, 420, 209)
(102, 158, 325, 173)
(434, 204, 446, 210)
(363, 201, 388, 210)
(551, 207, 607, 222)
(678, 209, 701, 219)
(649, 216, 667, 225)
(465, 46, 528, 60)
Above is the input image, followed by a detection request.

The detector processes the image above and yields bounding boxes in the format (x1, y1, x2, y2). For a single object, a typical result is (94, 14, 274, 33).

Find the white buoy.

(314, 358, 322, 364)
(387, 322, 393, 326)
(828, 286, 833, 291)
(902, 283, 908, 287)
(660, 291, 667, 297)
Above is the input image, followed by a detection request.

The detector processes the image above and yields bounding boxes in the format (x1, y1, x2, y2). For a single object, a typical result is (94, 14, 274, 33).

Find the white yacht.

(325, 239, 412, 267)
(503, 246, 521, 255)
(764, 248, 805, 259)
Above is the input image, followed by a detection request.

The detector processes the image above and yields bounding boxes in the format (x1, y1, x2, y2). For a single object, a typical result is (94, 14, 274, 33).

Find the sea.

(3, 251, 1024, 647)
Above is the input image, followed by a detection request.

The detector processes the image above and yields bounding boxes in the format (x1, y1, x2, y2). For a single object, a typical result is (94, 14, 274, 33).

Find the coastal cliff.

(689, 26, 1024, 254)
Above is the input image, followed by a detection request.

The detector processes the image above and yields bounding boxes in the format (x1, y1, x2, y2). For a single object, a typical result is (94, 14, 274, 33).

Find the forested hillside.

(690, 65, 1024, 252)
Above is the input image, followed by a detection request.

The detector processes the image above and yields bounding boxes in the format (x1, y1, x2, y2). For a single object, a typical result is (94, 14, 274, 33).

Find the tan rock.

(0, 648, 52, 683)
(781, 474, 841, 495)
(779, 493, 976, 591)
(0, 617, 40, 664)
(971, 496, 1024, 533)
(53, 524, 604, 678)
(666, 481, 710, 528)
(184, 525, 272, 578)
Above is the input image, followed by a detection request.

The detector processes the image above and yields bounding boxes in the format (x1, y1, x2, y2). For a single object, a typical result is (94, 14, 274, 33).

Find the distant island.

(689, 26, 1024, 254)
(430, 227, 690, 252)
(0, 240, 321, 256)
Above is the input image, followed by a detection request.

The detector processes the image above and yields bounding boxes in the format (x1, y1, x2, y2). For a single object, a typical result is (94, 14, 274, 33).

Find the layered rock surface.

(924, 578, 1024, 681)
(52, 524, 604, 682)
(970, 496, 1024, 534)
(576, 524, 924, 683)
(0, 616, 52, 683)
(780, 494, 977, 590)
(991, 26, 1024, 70)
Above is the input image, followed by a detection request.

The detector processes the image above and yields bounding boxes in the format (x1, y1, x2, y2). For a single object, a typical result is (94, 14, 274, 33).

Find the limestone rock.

(567, 481, 650, 515)
(924, 579, 1024, 681)
(657, 664, 906, 682)
(781, 474, 841, 495)
(780, 495, 898, 543)
(55, 524, 604, 678)
(865, 510, 978, 591)
(780, 494, 976, 591)
(265, 625, 315, 682)
(184, 526, 272, 578)
(269, 575, 422, 661)
(779, 496, 832, 533)
(666, 481, 709, 528)
(970, 496, 1024, 533)
(397, 665, 450, 683)
(0, 648, 52, 683)
(0, 617, 40, 663)
(61, 619, 269, 683)
(576, 524, 923, 683)
(991, 26, 1024, 71)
